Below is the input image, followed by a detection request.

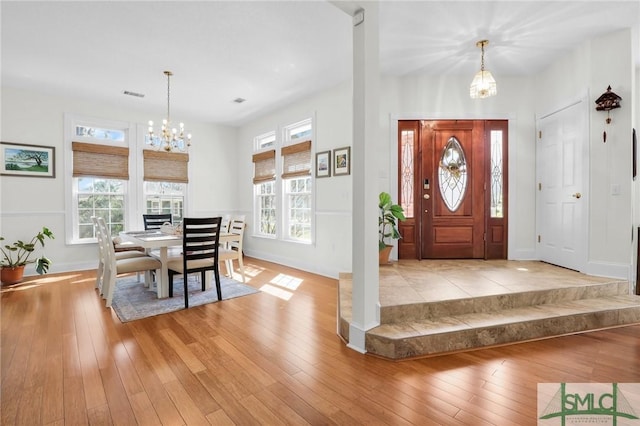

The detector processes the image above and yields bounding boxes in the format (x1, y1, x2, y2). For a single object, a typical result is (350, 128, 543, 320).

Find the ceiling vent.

(123, 90, 145, 98)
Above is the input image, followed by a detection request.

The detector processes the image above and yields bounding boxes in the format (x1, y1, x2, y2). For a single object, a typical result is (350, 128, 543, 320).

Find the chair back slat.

(143, 213, 173, 230)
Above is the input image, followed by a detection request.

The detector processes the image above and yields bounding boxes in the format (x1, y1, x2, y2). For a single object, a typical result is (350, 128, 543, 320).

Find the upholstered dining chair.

(92, 216, 147, 296)
(166, 217, 222, 308)
(97, 217, 162, 308)
(143, 213, 173, 230)
(219, 217, 246, 283)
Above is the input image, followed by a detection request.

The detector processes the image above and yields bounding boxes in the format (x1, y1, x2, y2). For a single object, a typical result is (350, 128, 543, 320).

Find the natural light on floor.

(0, 273, 86, 293)
(259, 273, 304, 301)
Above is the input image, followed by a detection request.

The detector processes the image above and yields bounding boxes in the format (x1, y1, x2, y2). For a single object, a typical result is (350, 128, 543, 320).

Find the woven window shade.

(143, 150, 189, 183)
(72, 141, 129, 179)
(281, 140, 311, 179)
(252, 149, 276, 184)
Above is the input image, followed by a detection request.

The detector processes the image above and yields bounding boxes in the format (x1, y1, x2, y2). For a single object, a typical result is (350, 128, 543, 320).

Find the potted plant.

(379, 191, 406, 264)
(1, 227, 55, 284)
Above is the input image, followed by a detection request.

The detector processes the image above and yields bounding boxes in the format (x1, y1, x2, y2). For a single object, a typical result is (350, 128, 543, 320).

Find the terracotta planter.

(379, 245, 393, 265)
(1, 265, 26, 285)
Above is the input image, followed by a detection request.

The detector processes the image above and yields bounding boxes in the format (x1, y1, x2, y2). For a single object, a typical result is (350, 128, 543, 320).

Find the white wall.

(236, 83, 354, 278)
(535, 28, 636, 279)
(1, 86, 237, 275)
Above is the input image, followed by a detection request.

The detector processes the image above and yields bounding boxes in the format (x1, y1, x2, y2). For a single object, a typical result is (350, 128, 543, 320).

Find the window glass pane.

(400, 130, 415, 218)
(256, 181, 276, 236)
(75, 177, 126, 239)
(286, 120, 312, 141)
(75, 125, 125, 142)
(143, 181, 185, 223)
(285, 177, 311, 242)
(256, 132, 276, 149)
(490, 130, 504, 218)
(438, 137, 467, 212)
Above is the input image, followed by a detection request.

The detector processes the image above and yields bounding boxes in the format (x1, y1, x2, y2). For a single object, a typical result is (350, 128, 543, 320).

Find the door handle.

(572, 192, 582, 199)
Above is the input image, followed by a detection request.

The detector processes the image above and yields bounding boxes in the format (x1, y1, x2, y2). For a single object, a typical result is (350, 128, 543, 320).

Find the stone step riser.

(380, 281, 628, 324)
(367, 305, 640, 359)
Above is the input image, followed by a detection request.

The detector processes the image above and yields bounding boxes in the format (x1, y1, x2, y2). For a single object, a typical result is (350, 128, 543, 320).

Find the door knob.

(423, 194, 430, 200)
(572, 193, 582, 199)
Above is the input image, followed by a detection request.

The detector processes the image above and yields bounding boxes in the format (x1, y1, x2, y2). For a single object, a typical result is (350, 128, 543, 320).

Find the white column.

(348, 3, 380, 353)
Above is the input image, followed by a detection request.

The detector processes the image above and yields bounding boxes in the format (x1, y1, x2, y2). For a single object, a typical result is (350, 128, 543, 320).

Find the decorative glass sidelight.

(490, 130, 504, 218)
(400, 130, 415, 218)
(438, 136, 467, 211)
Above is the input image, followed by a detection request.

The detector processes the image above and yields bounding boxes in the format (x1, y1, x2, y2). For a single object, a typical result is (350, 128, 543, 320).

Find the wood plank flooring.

(2, 258, 639, 425)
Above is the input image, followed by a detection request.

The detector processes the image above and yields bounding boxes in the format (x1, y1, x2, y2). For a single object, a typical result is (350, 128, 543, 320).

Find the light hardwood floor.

(2, 257, 639, 425)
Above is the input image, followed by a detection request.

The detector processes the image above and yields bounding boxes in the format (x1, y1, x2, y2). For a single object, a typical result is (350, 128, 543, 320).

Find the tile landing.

(338, 260, 640, 360)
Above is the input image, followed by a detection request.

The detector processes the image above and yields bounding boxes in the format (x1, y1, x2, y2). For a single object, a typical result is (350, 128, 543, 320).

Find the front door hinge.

(539, 130, 542, 139)
(483, 232, 486, 241)
(538, 235, 541, 243)
(538, 182, 542, 191)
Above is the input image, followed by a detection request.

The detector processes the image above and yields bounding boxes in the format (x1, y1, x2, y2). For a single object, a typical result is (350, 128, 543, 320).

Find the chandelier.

(469, 40, 497, 99)
(147, 71, 191, 152)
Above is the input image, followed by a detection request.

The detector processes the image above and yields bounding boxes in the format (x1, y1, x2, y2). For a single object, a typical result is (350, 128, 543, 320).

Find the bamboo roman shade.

(72, 141, 129, 179)
(281, 140, 311, 179)
(143, 150, 189, 183)
(252, 149, 276, 184)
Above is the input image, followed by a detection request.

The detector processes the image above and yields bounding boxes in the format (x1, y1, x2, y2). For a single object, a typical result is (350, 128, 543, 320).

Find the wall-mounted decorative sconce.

(595, 85, 622, 143)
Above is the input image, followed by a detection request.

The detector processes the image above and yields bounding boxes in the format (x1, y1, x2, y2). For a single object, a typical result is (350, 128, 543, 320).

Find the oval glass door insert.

(438, 136, 467, 211)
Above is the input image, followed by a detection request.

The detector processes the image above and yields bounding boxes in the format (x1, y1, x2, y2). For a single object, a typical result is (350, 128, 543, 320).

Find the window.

(144, 181, 185, 223)
(256, 181, 276, 236)
(490, 130, 504, 218)
(66, 115, 189, 244)
(67, 117, 132, 243)
(142, 149, 188, 223)
(252, 117, 314, 243)
(285, 177, 312, 241)
(253, 132, 277, 238)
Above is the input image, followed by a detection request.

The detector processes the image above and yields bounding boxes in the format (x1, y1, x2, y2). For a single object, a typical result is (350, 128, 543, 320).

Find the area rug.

(111, 274, 259, 322)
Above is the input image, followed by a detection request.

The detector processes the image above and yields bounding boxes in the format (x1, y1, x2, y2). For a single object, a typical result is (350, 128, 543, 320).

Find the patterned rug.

(111, 274, 259, 322)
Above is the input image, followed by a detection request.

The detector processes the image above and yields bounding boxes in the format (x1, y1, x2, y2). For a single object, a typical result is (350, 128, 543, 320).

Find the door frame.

(390, 113, 517, 260)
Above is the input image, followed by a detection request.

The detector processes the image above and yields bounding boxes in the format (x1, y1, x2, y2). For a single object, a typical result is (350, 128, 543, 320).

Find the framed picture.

(1, 142, 55, 178)
(333, 146, 350, 176)
(315, 150, 331, 178)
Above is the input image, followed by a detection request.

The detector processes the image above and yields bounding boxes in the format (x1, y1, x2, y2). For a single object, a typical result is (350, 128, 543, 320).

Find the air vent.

(233, 98, 246, 104)
(123, 90, 145, 98)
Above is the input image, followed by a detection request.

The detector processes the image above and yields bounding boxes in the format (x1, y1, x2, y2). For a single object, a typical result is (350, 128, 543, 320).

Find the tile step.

(366, 295, 640, 359)
(379, 280, 629, 324)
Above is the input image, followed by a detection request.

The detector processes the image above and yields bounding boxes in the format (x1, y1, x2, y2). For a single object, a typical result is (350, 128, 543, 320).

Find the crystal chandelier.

(469, 40, 497, 99)
(147, 71, 192, 152)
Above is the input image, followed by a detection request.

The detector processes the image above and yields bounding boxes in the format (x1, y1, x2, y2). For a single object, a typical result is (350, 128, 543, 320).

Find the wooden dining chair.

(97, 217, 162, 307)
(219, 217, 246, 283)
(92, 216, 147, 296)
(166, 217, 222, 308)
(143, 213, 173, 230)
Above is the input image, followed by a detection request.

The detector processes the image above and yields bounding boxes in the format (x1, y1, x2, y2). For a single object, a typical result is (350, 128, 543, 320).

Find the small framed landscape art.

(333, 146, 350, 176)
(316, 150, 331, 178)
(1, 142, 55, 178)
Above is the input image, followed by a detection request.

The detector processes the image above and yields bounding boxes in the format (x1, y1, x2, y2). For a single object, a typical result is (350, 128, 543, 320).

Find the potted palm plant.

(1, 227, 55, 284)
(379, 191, 406, 264)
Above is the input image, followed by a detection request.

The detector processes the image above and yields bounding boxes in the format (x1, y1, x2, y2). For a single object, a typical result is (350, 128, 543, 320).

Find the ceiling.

(2, 1, 638, 127)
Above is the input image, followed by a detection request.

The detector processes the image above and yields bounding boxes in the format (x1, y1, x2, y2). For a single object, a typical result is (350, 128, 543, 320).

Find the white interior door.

(536, 100, 588, 271)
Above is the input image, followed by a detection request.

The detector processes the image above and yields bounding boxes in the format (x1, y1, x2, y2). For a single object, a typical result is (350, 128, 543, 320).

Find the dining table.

(119, 229, 241, 298)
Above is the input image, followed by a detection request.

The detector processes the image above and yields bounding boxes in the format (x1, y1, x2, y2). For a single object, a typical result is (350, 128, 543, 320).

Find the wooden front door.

(398, 119, 508, 259)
